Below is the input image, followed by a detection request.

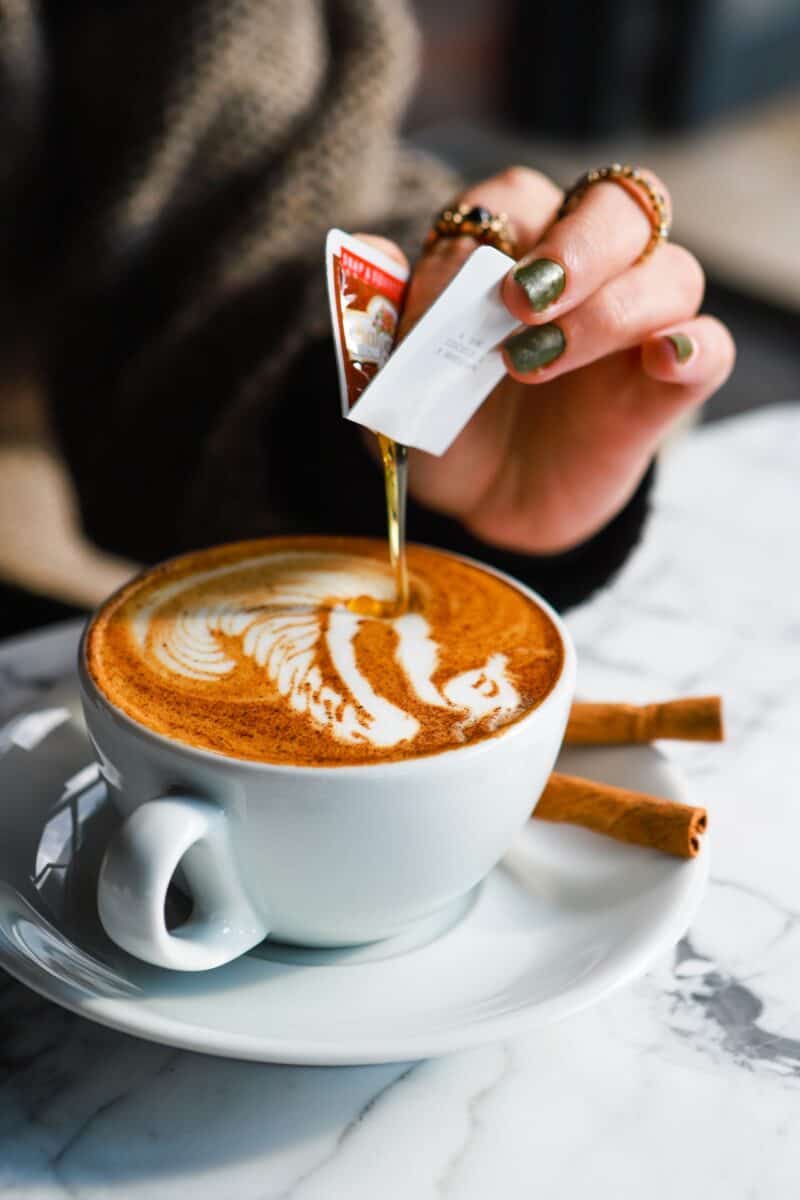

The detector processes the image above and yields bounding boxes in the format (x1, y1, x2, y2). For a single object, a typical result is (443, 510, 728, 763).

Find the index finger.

(455, 166, 564, 251)
(398, 166, 563, 339)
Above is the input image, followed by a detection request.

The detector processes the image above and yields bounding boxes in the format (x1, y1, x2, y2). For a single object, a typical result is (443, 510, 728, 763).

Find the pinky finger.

(641, 315, 736, 392)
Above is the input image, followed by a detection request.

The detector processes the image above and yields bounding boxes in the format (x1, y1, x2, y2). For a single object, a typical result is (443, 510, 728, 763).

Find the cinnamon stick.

(533, 772, 708, 858)
(565, 696, 723, 746)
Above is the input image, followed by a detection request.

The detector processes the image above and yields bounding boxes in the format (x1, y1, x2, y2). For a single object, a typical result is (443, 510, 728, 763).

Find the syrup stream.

(378, 433, 409, 613)
(345, 433, 409, 619)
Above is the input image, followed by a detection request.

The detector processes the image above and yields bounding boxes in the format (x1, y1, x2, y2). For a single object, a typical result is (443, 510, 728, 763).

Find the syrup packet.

(325, 229, 410, 414)
(346, 244, 518, 456)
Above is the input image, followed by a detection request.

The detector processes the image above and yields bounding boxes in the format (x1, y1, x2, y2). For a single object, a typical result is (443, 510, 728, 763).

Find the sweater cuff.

(403, 464, 655, 613)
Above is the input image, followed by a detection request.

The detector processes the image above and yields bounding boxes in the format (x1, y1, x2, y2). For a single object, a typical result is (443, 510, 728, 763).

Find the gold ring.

(424, 203, 517, 258)
(558, 164, 671, 261)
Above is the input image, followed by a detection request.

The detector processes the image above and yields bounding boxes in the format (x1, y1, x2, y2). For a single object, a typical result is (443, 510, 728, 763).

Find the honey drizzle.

(379, 433, 409, 612)
(345, 433, 409, 620)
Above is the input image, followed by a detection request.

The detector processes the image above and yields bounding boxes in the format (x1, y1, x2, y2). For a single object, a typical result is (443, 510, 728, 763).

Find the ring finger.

(502, 242, 705, 382)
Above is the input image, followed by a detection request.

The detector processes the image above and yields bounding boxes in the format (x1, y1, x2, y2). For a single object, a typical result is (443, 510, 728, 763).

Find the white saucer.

(0, 700, 708, 1065)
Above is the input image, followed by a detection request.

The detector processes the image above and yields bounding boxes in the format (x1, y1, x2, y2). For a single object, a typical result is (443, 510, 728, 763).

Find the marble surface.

(1, 405, 799, 1198)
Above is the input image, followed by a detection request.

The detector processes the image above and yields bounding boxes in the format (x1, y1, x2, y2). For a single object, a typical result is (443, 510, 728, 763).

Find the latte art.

(88, 538, 563, 765)
(137, 555, 521, 749)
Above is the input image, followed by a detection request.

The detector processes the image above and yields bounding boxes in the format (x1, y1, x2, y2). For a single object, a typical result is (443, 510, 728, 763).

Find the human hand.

(361, 165, 735, 554)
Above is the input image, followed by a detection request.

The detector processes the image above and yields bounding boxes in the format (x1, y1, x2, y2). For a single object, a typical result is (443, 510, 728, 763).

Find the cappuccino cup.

(80, 537, 576, 970)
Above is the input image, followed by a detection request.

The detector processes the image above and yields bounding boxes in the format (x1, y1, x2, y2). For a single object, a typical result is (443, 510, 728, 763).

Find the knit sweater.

(0, 0, 651, 612)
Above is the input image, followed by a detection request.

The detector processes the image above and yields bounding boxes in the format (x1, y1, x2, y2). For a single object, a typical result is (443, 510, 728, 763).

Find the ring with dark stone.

(424, 203, 517, 258)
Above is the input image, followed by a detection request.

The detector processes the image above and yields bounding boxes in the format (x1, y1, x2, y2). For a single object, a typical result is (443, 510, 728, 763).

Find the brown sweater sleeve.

(5, 0, 455, 562)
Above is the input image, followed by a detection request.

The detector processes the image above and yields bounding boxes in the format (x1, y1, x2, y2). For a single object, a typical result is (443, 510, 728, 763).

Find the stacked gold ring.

(558, 164, 671, 261)
(424, 203, 517, 258)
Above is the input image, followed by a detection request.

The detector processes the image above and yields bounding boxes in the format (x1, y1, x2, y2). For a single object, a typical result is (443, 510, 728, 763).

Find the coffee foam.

(87, 537, 563, 765)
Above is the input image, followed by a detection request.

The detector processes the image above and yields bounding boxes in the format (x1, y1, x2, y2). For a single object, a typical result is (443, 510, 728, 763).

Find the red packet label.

(326, 230, 409, 415)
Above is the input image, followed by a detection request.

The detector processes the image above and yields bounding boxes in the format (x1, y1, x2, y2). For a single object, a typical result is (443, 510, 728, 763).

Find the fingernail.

(665, 332, 695, 363)
(513, 258, 566, 312)
(505, 323, 566, 373)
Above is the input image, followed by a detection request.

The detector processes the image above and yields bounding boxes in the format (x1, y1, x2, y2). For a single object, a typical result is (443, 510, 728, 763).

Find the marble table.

(1, 405, 798, 1198)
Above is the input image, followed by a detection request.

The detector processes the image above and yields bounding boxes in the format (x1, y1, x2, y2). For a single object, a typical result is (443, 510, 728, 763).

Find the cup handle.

(97, 796, 268, 971)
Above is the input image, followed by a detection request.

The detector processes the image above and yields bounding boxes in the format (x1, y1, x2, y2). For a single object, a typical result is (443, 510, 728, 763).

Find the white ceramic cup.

(79, 558, 576, 971)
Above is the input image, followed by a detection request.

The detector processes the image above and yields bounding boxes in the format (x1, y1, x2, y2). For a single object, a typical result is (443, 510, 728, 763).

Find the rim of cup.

(78, 540, 576, 778)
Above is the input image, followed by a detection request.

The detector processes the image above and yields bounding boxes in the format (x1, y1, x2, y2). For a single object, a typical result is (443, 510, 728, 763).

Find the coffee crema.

(87, 537, 563, 766)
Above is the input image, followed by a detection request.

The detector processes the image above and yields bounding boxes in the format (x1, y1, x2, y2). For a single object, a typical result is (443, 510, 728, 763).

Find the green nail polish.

(666, 332, 694, 363)
(505, 323, 566, 373)
(513, 258, 566, 312)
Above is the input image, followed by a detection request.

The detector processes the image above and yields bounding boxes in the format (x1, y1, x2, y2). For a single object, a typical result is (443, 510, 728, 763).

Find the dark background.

(405, 0, 800, 425)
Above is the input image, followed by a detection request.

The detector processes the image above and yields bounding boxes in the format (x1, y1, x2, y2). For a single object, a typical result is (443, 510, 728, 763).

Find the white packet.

(346, 244, 518, 456)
